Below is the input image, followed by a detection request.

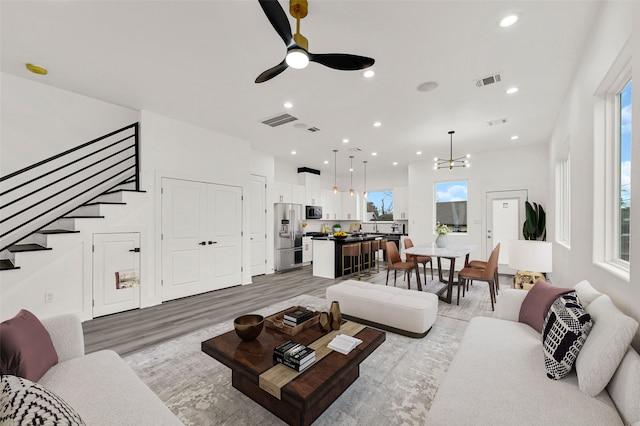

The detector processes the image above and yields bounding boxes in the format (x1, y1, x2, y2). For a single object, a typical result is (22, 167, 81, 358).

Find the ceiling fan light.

(286, 49, 309, 69)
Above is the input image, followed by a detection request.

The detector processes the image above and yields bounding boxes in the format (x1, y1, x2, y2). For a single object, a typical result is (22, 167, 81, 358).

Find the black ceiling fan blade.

(255, 59, 289, 83)
(308, 53, 375, 71)
(258, 0, 294, 48)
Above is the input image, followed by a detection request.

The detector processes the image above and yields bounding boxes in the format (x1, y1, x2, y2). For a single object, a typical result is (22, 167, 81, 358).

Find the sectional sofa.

(426, 281, 640, 425)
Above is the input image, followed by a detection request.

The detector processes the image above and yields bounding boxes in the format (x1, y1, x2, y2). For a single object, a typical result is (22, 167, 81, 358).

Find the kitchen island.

(312, 234, 401, 279)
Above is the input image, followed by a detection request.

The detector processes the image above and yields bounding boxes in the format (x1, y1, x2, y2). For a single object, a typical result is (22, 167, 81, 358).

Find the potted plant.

(435, 222, 450, 248)
(523, 201, 546, 240)
(333, 223, 342, 233)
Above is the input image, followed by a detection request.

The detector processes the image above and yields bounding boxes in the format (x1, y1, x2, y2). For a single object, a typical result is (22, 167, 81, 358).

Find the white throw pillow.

(575, 295, 639, 396)
(573, 280, 602, 308)
(607, 347, 640, 425)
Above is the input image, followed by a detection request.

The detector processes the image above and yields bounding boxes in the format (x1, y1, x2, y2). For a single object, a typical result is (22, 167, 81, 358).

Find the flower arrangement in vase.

(435, 222, 450, 248)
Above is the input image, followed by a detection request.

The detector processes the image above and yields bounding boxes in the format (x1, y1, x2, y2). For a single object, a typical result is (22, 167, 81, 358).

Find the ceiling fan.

(255, 0, 375, 83)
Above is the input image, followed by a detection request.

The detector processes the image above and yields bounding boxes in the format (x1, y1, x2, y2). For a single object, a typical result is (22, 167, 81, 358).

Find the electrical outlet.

(44, 292, 54, 303)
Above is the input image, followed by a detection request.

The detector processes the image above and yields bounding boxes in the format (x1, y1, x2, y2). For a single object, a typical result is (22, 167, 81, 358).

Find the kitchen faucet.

(372, 212, 378, 233)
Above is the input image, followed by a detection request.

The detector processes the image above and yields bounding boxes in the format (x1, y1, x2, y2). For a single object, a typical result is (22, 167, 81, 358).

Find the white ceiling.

(1, 0, 601, 178)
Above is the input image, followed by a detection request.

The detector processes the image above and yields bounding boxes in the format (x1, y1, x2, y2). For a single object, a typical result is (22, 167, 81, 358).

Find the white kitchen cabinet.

(321, 189, 340, 220)
(394, 187, 409, 220)
(298, 172, 322, 206)
(341, 191, 360, 220)
(302, 236, 313, 264)
(274, 182, 305, 205)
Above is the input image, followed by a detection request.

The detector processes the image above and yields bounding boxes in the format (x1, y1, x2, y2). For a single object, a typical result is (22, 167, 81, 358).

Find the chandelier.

(434, 131, 470, 170)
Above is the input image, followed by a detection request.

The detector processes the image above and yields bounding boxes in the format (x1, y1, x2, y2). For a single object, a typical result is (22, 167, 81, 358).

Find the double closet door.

(161, 177, 242, 302)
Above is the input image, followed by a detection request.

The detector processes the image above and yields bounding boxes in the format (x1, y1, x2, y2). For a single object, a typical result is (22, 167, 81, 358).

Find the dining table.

(404, 242, 477, 303)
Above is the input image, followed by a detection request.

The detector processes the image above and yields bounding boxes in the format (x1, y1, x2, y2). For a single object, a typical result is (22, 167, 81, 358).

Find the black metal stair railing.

(0, 123, 140, 252)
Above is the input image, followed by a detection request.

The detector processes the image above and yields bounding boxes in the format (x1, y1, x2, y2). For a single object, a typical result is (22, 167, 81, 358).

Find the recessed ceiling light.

(363, 70, 375, 78)
(291, 150, 297, 155)
(392, 161, 398, 166)
(417, 81, 439, 92)
(371, 152, 378, 156)
(511, 135, 519, 140)
(416, 151, 422, 155)
(499, 14, 519, 28)
(506, 87, 519, 94)
(26, 63, 48, 75)
(283, 102, 293, 109)
(342, 138, 349, 143)
(373, 121, 382, 127)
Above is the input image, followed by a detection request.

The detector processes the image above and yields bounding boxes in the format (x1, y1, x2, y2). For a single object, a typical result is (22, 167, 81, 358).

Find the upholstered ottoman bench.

(326, 280, 438, 338)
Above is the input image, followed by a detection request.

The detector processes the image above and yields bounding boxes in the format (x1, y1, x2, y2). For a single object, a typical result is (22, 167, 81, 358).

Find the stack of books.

(273, 340, 316, 371)
(283, 307, 314, 327)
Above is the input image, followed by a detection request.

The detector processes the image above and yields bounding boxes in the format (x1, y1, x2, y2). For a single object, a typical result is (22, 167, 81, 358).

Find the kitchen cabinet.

(394, 187, 409, 219)
(321, 189, 340, 220)
(341, 191, 360, 220)
(302, 236, 313, 264)
(274, 182, 305, 205)
(298, 171, 321, 206)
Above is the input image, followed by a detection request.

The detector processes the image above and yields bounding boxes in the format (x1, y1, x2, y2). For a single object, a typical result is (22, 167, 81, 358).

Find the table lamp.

(508, 240, 552, 290)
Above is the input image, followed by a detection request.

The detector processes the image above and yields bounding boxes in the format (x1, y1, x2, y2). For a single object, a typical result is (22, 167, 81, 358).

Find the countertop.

(310, 233, 406, 243)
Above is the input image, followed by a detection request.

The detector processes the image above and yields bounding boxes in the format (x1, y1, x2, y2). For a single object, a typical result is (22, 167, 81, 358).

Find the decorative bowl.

(234, 314, 264, 341)
(333, 231, 348, 240)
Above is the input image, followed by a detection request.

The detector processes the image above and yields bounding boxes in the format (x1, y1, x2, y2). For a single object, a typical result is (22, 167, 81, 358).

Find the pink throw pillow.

(0, 309, 58, 381)
(519, 280, 573, 333)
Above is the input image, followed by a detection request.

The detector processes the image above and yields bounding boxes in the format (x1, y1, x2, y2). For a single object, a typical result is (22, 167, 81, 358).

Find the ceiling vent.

(348, 147, 363, 152)
(261, 113, 298, 127)
(487, 117, 509, 126)
(475, 73, 502, 88)
(307, 127, 320, 132)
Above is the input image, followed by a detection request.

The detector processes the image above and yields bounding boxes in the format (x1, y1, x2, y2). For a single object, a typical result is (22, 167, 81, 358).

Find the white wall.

(0, 73, 139, 175)
(548, 1, 640, 348)
(408, 143, 549, 265)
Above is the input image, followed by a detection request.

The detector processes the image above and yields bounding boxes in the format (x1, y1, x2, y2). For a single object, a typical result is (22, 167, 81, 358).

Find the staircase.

(0, 123, 141, 271)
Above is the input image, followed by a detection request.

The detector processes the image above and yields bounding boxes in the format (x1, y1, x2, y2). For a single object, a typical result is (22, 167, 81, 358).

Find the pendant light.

(349, 155, 355, 197)
(363, 160, 368, 199)
(434, 131, 471, 170)
(332, 149, 339, 194)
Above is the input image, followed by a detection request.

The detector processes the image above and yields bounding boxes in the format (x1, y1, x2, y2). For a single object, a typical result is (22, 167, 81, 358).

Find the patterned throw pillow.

(0, 375, 85, 425)
(542, 292, 593, 380)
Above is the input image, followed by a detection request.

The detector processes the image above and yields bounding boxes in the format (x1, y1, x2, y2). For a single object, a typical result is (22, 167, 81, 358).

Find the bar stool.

(369, 239, 380, 273)
(360, 240, 373, 277)
(342, 243, 361, 280)
(378, 238, 388, 271)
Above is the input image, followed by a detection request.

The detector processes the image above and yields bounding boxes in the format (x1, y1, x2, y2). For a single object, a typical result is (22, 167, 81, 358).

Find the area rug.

(124, 295, 466, 425)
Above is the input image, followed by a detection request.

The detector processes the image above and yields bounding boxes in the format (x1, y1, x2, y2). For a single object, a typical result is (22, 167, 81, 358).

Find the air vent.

(487, 117, 509, 126)
(307, 127, 320, 132)
(475, 73, 502, 88)
(261, 113, 298, 127)
(348, 147, 363, 152)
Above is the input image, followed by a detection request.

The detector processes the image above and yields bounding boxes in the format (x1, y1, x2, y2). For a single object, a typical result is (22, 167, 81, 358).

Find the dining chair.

(404, 237, 433, 283)
(457, 243, 500, 310)
(385, 241, 417, 289)
(467, 246, 500, 295)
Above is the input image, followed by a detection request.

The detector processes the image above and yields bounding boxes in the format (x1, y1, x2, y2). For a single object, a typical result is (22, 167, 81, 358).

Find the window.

(555, 154, 571, 246)
(365, 190, 393, 221)
(593, 41, 631, 279)
(619, 79, 631, 262)
(435, 180, 468, 233)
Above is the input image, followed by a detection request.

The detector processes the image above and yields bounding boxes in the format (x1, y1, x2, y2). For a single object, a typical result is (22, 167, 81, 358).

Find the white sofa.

(36, 313, 183, 425)
(426, 284, 640, 426)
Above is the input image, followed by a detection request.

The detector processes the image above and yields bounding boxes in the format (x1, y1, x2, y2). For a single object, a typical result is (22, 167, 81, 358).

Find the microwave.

(305, 205, 323, 220)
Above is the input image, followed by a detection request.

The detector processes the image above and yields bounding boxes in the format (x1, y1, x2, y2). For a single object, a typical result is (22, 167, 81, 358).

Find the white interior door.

(249, 175, 267, 276)
(486, 190, 528, 273)
(92, 232, 140, 317)
(208, 184, 243, 289)
(161, 178, 208, 301)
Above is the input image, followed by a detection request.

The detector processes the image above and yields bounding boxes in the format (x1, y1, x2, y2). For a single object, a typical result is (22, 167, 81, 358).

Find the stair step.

(83, 201, 126, 206)
(63, 215, 105, 219)
(37, 229, 81, 235)
(7, 243, 52, 253)
(0, 259, 20, 271)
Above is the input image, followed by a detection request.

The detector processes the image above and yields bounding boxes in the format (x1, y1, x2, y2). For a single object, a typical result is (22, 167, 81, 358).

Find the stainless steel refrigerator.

(274, 203, 303, 271)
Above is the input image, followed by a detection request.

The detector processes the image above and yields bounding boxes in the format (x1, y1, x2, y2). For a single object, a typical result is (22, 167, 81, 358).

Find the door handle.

(208, 241, 217, 245)
(128, 248, 140, 252)
(199, 241, 206, 245)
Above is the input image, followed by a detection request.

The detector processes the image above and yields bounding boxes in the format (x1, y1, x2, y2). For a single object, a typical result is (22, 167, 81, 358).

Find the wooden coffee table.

(201, 318, 385, 426)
